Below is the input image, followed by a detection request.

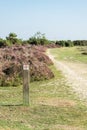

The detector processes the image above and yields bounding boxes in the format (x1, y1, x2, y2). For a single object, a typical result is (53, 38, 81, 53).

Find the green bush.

(28, 32, 49, 45)
(0, 38, 7, 47)
(56, 40, 65, 46)
(73, 40, 87, 46)
(6, 33, 22, 45)
(56, 40, 73, 47)
(65, 40, 74, 47)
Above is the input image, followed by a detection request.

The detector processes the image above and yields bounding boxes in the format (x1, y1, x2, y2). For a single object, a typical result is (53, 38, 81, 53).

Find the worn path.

(47, 49, 87, 100)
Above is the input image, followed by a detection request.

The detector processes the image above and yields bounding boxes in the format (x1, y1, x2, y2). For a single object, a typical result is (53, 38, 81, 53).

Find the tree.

(6, 33, 21, 45)
(0, 38, 7, 47)
(65, 40, 74, 47)
(56, 40, 74, 47)
(56, 40, 65, 46)
(28, 32, 49, 45)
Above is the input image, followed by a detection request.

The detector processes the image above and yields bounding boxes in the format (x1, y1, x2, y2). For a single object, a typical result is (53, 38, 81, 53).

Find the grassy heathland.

(0, 47, 87, 130)
(50, 46, 87, 63)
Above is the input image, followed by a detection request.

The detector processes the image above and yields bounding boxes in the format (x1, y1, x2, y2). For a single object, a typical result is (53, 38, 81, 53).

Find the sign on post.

(23, 65, 29, 105)
(23, 65, 29, 70)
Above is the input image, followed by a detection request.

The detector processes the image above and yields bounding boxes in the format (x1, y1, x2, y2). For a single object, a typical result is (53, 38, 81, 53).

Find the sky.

(0, 0, 87, 40)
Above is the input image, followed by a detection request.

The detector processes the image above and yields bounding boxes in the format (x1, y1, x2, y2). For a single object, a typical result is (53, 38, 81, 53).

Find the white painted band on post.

(23, 65, 29, 70)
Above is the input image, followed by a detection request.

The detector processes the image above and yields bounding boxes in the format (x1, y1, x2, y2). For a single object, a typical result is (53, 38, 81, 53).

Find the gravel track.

(47, 50, 87, 100)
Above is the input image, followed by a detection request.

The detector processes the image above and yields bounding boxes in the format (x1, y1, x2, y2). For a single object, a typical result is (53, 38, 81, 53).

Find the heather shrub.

(0, 45, 54, 86)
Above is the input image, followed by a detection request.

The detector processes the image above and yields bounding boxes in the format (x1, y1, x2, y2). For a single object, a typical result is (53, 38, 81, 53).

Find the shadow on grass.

(0, 103, 23, 106)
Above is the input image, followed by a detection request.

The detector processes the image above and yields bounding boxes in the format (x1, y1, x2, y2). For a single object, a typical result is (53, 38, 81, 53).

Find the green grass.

(0, 47, 87, 129)
(50, 46, 87, 63)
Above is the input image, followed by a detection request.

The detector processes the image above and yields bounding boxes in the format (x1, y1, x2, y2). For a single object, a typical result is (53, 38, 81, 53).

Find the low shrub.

(0, 45, 54, 86)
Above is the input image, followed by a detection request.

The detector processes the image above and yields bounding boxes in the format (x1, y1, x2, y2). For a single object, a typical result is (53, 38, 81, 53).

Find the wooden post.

(23, 65, 29, 105)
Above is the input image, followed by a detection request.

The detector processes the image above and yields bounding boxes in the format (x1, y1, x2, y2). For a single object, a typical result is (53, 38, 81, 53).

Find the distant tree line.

(56, 40, 87, 47)
(56, 40, 74, 47)
(0, 32, 87, 47)
(0, 32, 50, 47)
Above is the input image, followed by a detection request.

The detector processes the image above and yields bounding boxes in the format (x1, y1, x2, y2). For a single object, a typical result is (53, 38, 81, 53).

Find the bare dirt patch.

(37, 98, 76, 107)
(50, 124, 84, 130)
(0, 127, 18, 130)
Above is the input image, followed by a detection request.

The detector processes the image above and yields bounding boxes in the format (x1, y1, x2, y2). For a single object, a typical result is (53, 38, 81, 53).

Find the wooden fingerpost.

(23, 65, 29, 105)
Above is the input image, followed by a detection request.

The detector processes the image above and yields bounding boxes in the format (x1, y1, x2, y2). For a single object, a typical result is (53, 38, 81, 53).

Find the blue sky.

(0, 0, 87, 40)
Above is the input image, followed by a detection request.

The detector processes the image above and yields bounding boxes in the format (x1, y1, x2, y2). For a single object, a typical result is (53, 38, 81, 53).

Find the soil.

(47, 49, 87, 100)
